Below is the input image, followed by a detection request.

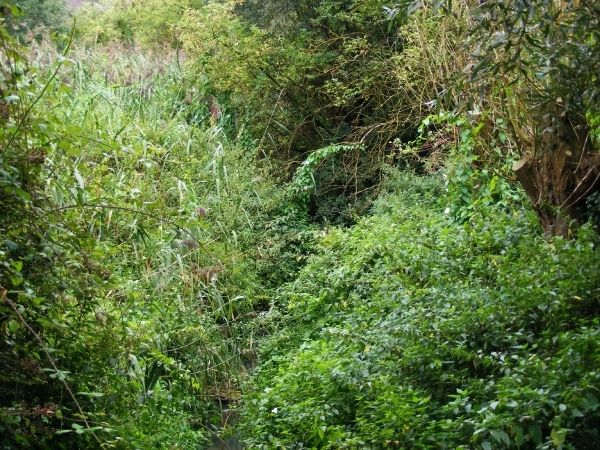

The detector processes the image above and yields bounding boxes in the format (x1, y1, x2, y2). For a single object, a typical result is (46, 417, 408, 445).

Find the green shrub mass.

(241, 173, 600, 449)
(1, 0, 600, 448)
(2, 0, 69, 42)
(0, 26, 316, 448)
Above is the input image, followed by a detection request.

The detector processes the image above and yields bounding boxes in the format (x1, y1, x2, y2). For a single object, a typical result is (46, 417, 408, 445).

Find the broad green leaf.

(528, 424, 542, 447)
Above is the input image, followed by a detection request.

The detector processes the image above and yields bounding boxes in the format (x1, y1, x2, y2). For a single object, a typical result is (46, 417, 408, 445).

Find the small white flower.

(444, 207, 451, 215)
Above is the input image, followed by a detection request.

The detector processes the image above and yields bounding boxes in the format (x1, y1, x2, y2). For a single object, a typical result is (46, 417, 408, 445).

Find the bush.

(74, 0, 206, 48)
(240, 171, 600, 449)
(2, 0, 70, 42)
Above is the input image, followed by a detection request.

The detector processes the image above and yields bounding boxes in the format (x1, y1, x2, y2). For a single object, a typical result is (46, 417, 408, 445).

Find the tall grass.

(21, 39, 284, 447)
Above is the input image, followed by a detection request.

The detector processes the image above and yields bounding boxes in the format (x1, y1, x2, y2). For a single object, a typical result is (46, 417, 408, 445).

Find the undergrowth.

(0, 34, 317, 449)
(3, 1, 600, 448)
(240, 171, 600, 449)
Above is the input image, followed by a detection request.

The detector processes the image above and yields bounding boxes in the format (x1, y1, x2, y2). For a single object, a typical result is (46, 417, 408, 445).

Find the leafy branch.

(290, 143, 364, 205)
(1, 20, 75, 157)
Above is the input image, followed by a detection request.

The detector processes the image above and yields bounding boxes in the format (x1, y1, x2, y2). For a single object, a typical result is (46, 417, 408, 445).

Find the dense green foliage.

(1, 0, 599, 448)
(0, 19, 316, 448)
(241, 173, 600, 448)
(393, 0, 600, 235)
(2, 0, 69, 42)
(105, 0, 462, 223)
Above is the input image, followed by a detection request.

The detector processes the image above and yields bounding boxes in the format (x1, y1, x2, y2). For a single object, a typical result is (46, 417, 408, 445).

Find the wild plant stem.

(1, 22, 75, 157)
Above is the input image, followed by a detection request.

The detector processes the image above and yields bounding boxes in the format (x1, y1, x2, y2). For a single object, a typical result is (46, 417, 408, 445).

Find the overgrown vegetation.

(1, 0, 599, 448)
(0, 13, 315, 447)
(241, 172, 600, 448)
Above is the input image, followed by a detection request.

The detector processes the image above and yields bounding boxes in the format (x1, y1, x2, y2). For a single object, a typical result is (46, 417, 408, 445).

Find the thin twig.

(560, 166, 595, 208)
(565, 170, 600, 211)
(573, 132, 590, 175)
(1, 289, 101, 444)
(360, 123, 384, 143)
(197, 422, 231, 448)
(256, 89, 285, 165)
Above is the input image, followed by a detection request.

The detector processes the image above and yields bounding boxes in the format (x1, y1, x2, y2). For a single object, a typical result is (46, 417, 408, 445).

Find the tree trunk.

(512, 107, 600, 236)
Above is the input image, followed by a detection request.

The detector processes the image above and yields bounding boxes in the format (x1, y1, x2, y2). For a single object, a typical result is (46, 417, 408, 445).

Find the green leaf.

(74, 169, 85, 190)
(317, 425, 326, 439)
(5, 185, 32, 201)
(571, 408, 584, 417)
(528, 424, 542, 447)
(499, 431, 511, 446)
(76, 392, 105, 397)
(14, 434, 29, 443)
(490, 430, 502, 443)
(8, 320, 20, 332)
(3, 239, 18, 251)
(513, 426, 524, 446)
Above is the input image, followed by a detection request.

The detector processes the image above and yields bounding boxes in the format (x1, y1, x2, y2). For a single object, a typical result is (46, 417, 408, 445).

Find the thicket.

(1, 0, 599, 448)
(389, 0, 600, 236)
(240, 172, 600, 448)
(72, 0, 600, 231)
(2, 0, 69, 42)
(178, 0, 468, 223)
(0, 10, 316, 447)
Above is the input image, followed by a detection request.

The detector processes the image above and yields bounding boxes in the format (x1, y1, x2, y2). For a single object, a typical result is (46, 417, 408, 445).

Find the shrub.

(2, 0, 70, 42)
(240, 171, 600, 449)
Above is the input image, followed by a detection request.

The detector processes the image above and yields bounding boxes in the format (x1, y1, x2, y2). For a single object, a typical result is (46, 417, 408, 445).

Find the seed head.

(181, 239, 199, 249)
